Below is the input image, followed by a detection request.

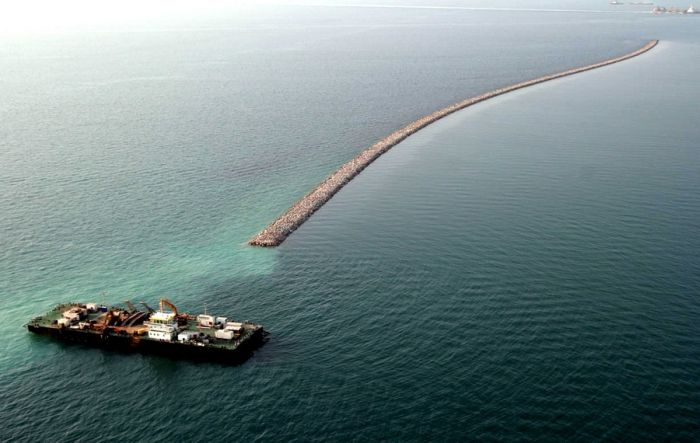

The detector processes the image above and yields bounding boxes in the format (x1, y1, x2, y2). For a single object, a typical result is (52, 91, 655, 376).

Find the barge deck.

(27, 299, 266, 364)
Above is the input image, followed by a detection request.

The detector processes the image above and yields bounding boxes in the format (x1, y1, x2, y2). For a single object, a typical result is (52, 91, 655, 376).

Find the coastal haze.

(1, 1, 699, 440)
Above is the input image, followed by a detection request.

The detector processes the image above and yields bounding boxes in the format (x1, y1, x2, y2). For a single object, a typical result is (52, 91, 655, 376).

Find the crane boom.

(124, 300, 137, 313)
(159, 298, 178, 316)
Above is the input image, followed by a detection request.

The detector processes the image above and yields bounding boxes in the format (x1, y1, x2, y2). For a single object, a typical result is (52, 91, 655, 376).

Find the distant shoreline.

(249, 39, 659, 247)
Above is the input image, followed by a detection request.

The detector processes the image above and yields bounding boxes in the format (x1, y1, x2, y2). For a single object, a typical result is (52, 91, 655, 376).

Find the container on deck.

(215, 330, 234, 340)
(62, 308, 84, 322)
(178, 331, 200, 342)
(225, 322, 243, 332)
(197, 315, 215, 327)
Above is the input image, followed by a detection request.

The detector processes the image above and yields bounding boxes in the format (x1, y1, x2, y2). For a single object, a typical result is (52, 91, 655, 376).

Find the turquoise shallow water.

(1, 2, 700, 441)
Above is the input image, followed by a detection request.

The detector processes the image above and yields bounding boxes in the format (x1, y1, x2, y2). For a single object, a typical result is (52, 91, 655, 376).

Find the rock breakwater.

(249, 40, 658, 247)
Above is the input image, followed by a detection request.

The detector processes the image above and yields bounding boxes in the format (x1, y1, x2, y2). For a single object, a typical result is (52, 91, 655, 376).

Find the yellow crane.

(159, 298, 178, 316)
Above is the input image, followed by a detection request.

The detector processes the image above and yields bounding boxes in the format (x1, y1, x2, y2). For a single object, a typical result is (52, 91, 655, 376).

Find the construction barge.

(26, 299, 266, 364)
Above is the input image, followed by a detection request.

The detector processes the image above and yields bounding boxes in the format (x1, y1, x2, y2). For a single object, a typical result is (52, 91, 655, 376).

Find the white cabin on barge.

(144, 300, 178, 341)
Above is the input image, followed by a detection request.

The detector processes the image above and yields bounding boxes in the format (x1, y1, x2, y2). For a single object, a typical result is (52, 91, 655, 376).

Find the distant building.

(651, 5, 697, 14)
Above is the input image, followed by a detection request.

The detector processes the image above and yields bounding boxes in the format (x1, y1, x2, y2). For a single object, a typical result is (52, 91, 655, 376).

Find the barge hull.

(27, 324, 265, 365)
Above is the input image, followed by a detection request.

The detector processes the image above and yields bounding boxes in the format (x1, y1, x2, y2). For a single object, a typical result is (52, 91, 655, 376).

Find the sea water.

(1, 1, 698, 440)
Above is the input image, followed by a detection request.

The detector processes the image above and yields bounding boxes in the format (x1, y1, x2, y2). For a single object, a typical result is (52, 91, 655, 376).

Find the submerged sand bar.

(249, 40, 659, 247)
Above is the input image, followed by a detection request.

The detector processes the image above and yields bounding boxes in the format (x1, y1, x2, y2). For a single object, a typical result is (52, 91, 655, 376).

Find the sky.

(0, 1, 655, 34)
(0, 0, 239, 33)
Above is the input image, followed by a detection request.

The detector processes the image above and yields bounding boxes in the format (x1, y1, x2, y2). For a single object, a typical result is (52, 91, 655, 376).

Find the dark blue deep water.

(1, 2, 699, 441)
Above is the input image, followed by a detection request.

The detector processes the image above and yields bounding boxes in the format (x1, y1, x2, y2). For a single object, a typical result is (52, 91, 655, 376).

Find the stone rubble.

(249, 40, 658, 247)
